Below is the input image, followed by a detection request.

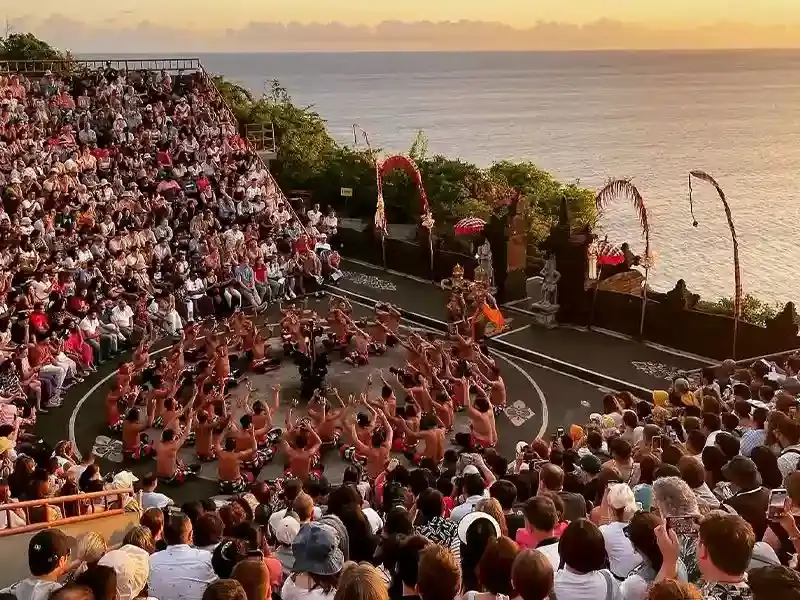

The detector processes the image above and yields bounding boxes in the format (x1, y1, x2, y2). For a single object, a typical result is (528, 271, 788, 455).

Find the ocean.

(194, 50, 800, 305)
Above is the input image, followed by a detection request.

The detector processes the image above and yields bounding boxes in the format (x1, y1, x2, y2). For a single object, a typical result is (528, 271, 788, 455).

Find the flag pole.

(354, 123, 387, 269)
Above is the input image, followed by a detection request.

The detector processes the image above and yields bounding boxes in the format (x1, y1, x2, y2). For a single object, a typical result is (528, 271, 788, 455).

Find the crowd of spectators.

(0, 63, 342, 524)
(1, 63, 800, 600)
(3, 354, 800, 600)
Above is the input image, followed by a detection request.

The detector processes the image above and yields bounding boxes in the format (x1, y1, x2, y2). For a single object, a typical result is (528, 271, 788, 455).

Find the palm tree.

(688, 170, 741, 358)
(594, 179, 652, 336)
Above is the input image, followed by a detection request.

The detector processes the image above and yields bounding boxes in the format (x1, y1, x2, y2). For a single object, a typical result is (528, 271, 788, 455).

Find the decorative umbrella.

(596, 239, 625, 266)
(454, 217, 486, 235)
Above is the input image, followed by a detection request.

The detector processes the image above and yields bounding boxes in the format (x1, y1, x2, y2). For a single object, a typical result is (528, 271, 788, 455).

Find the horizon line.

(72, 47, 800, 54)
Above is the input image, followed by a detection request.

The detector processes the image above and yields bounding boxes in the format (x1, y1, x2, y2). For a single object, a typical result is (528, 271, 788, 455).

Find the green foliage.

(695, 294, 798, 327)
(0, 33, 67, 62)
(212, 75, 597, 245)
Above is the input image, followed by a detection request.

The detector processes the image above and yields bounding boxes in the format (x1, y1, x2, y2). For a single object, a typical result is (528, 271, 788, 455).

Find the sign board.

(340, 187, 353, 197)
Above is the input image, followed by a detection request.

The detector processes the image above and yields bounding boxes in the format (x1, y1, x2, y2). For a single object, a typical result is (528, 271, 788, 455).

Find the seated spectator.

(620, 512, 688, 600)
(748, 566, 800, 600)
(139, 473, 174, 510)
(97, 544, 151, 600)
(203, 580, 247, 600)
(458, 511, 501, 593)
(148, 513, 217, 600)
(231, 558, 271, 600)
(554, 519, 621, 600)
(655, 513, 754, 599)
(511, 549, 554, 600)
(464, 536, 518, 600)
(1, 530, 73, 600)
(540, 463, 586, 521)
(644, 580, 702, 600)
(281, 522, 344, 600)
(335, 564, 387, 600)
(599, 484, 641, 579)
(515, 496, 560, 568)
(416, 544, 461, 600)
(721, 456, 769, 540)
(414, 488, 458, 550)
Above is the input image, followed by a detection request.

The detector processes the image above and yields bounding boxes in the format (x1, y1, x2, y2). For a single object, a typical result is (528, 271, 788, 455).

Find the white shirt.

(554, 569, 622, 600)
(79, 316, 101, 336)
(141, 491, 173, 510)
(535, 542, 560, 570)
(280, 576, 336, 600)
(449, 491, 490, 522)
(149, 544, 216, 600)
(307, 209, 322, 226)
(600, 521, 642, 578)
(111, 305, 134, 329)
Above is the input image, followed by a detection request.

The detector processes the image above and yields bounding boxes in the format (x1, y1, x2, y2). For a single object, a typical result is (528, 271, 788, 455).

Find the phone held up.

(767, 488, 788, 520)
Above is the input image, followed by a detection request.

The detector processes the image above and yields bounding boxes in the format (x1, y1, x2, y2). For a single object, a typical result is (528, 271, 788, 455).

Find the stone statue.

(476, 239, 494, 287)
(587, 238, 599, 281)
(539, 255, 561, 307)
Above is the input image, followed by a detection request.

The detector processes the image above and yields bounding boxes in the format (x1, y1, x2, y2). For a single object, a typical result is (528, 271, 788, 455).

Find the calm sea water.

(195, 51, 800, 305)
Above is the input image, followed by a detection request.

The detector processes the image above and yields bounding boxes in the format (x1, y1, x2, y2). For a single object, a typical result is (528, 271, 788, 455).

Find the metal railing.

(245, 122, 277, 154)
(683, 347, 800, 375)
(0, 488, 135, 537)
(0, 58, 202, 75)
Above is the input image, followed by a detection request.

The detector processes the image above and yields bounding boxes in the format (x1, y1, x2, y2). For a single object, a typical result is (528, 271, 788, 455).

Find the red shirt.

(29, 311, 50, 332)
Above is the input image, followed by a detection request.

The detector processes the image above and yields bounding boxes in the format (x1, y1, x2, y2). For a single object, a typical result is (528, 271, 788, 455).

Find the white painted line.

(493, 349, 616, 395)
(493, 324, 531, 341)
(502, 298, 531, 307)
(493, 352, 548, 438)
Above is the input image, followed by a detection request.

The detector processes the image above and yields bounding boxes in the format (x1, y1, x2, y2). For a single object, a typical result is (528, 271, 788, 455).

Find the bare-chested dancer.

(216, 420, 256, 494)
(251, 383, 281, 449)
(279, 420, 322, 481)
(308, 389, 346, 448)
(346, 400, 393, 480)
(122, 394, 156, 461)
(155, 405, 199, 484)
(464, 383, 497, 450)
(392, 411, 446, 465)
(472, 355, 507, 409)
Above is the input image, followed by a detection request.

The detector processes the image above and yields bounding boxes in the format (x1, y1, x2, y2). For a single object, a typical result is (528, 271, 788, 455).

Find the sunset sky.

(8, 0, 800, 50)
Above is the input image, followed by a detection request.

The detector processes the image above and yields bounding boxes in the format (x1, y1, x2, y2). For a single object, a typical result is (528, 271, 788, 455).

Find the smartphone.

(768, 488, 788, 519)
(557, 427, 565, 438)
(666, 516, 698, 537)
(651, 435, 662, 450)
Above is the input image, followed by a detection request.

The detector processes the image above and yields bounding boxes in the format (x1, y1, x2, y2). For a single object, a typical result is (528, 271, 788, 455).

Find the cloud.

(11, 16, 800, 52)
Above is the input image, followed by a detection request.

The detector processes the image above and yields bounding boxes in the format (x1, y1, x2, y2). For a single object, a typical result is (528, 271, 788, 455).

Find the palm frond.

(595, 178, 650, 240)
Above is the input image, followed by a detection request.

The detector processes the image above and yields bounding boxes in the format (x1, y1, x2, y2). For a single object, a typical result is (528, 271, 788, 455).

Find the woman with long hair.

(459, 512, 501, 593)
(554, 519, 621, 600)
(464, 536, 519, 600)
(232, 558, 271, 600)
(620, 512, 688, 600)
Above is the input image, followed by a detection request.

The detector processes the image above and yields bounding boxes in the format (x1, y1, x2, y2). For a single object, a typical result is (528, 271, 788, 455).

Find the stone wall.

(591, 289, 800, 360)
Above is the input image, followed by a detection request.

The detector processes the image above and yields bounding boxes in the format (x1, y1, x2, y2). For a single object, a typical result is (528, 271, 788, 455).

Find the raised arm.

(377, 408, 393, 450)
(271, 383, 280, 414)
